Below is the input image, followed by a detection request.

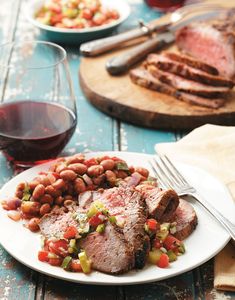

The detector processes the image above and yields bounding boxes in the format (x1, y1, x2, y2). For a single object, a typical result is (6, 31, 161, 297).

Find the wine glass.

(144, 0, 185, 12)
(0, 41, 77, 167)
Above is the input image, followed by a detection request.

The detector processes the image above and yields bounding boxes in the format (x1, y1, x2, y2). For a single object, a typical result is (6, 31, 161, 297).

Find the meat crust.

(146, 53, 234, 88)
(130, 67, 226, 108)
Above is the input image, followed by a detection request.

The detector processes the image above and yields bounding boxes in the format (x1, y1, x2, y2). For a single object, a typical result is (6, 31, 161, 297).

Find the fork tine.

(153, 157, 176, 188)
(149, 160, 169, 189)
(163, 155, 191, 186)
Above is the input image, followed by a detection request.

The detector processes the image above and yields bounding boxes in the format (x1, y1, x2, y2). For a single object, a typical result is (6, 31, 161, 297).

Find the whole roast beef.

(175, 9, 235, 79)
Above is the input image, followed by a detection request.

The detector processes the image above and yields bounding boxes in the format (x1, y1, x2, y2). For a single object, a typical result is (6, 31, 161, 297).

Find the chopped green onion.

(48, 252, 59, 259)
(116, 161, 129, 171)
(156, 230, 169, 241)
(160, 223, 171, 231)
(167, 250, 177, 262)
(61, 256, 72, 270)
(96, 224, 105, 233)
(109, 216, 117, 224)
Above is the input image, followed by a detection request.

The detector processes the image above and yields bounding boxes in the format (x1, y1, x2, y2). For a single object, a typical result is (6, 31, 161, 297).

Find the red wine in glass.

(145, 0, 185, 12)
(0, 41, 77, 167)
(0, 101, 77, 166)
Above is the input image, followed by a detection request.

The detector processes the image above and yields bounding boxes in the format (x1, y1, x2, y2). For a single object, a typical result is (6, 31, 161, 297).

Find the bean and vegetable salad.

(1, 153, 186, 274)
(35, 0, 120, 29)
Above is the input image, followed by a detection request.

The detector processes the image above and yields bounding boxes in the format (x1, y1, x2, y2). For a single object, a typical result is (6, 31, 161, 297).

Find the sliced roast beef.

(130, 67, 226, 108)
(80, 222, 135, 274)
(147, 65, 230, 98)
(175, 11, 235, 79)
(78, 186, 150, 269)
(39, 207, 78, 239)
(171, 199, 198, 240)
(143, 187, 179, 221)
(146, 53, 234, 88)
(164, 52, 219, 75)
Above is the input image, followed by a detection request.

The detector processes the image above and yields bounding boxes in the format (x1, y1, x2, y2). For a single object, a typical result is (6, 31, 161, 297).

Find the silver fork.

(150, 155, 235, 242)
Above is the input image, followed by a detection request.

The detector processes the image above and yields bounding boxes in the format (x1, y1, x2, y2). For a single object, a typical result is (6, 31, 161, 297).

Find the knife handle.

(80, 21, 171, 57)
(106, 37, 169, 75)
(80, 27, 149, 57)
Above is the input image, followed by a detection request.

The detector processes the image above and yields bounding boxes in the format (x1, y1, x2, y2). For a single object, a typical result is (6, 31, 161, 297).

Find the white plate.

(0, 151, 233, 285)
(25, 0, 130, 44)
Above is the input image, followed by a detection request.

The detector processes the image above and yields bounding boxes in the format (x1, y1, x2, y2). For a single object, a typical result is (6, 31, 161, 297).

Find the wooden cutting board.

(79, 0, 235, 130)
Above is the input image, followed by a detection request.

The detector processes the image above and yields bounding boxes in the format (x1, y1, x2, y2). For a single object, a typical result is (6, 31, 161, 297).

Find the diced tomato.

(163, 235, 181, 251)
(50, 14, 63, 25)
(89, 212, 105, 227)
(38, 251, 49, 262)
(146, 219, 159, 232)
(157, 253, 169, 268)
(48, 239, 68, 257)
(71, 259, 83, 272)
(47, 2, 61, 13)
(81, 8, 93, 20)
(63, 226, 78, 239)
(84, 158, 98, 167)
(48, 257, 63, 266)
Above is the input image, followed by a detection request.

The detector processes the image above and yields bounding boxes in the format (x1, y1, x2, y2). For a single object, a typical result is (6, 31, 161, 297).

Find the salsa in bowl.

(25, 0, 131, 44)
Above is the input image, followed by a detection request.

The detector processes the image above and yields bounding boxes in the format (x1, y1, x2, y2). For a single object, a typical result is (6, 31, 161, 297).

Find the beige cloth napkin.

(155, 124, 235, 291)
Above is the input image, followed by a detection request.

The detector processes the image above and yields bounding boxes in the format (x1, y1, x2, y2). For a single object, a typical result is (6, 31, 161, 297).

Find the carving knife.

(105, 9, 225, 75)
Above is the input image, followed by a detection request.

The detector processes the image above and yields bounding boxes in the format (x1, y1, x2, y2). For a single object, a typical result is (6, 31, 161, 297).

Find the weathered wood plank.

(0, 1, 39, 300)
(120, 123, 176, 153)
(43, 277, 119, 300)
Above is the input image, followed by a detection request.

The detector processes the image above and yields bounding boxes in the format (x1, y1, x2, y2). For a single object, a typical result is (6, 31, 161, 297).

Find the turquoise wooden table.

(0, 1, 235, 299)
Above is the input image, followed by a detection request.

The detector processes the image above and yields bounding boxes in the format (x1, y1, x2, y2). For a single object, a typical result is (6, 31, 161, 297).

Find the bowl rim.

(25, 0, 131, 34)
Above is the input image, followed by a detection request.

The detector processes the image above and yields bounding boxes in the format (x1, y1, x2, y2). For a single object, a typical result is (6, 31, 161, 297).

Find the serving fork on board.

(150, 154, 235, 242)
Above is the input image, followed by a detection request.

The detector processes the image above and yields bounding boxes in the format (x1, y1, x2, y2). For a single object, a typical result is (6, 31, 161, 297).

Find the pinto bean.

(16, 182, 26, 191)
(45, 185, 61, 197)
(100, 159, 115, 170)
(40, 194, 54, 206)
(68, 163, 87, 175)
(74, 178, 86, 194)
(60, 170, 77, 181)
(15, 190, 23, 199)
(64, 195, 73, 200)
(28, 217, 40, 232)
(28, 180, 40, 190)
(87, 165, 104, 177)
(55, 196, 64, 206)
(115, 170, 128, 179)
(38, 175, 51, 186)
(46, 173, 57, 184)
(55, 163, 68, 173)
(64, 199, 74, 207)
(21, 201, 40, 215)
(105, 170, 116, 187)
(40, 203, 51, 216)
(93, 174, 106, 186)
(32, 184, 45, 200)
(66, 154, 85, 164)
(135, 167, 149, 178)
(52, 179, 66, 190)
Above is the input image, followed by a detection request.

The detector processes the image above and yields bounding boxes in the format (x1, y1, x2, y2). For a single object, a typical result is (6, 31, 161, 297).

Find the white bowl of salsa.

(25, 0, 131, 45)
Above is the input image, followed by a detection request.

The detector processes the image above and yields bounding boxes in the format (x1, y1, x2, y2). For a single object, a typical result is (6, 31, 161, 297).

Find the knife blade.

(105, 9, 224, 75)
